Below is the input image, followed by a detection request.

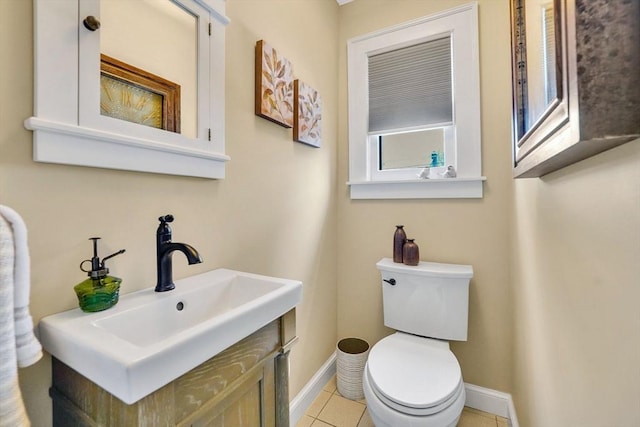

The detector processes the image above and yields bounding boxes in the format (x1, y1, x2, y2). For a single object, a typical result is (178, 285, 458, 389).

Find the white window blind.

(367, 36, 453, 134)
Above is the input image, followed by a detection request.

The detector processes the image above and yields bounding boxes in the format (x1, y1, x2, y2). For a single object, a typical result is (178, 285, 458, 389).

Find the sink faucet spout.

(156, 215, 203, 292)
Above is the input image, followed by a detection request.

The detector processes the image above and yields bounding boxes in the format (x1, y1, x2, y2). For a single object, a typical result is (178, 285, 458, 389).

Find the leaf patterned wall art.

(255, 40, 294, 128)
(293, 80, 322, 147)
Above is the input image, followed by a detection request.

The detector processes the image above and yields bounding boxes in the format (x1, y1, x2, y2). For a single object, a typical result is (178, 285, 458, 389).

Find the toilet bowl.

(362, 332, 466, 427)
(366, 259, 473, 427)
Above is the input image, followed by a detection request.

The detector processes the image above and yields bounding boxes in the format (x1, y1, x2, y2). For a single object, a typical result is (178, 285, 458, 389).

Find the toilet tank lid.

(377, 258, 473, 279)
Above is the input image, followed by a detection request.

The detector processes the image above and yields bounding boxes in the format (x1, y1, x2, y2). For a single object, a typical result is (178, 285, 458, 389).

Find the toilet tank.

(376, 258, 473, 341)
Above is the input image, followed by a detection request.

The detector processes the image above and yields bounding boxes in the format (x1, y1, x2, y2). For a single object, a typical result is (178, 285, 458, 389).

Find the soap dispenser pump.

(74, 237, 126, 312)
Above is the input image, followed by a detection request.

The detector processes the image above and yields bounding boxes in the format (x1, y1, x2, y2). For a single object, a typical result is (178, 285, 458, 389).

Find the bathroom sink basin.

(38, 269, 302, 404)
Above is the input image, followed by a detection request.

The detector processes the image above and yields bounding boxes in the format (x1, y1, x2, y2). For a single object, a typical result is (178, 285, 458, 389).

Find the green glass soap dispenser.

(74, 237, 126, 312)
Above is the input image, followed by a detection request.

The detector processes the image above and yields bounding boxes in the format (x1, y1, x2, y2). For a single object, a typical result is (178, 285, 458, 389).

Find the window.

(347, 3, 484, 199)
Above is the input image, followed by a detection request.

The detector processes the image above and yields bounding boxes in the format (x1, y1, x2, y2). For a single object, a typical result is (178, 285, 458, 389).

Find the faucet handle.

(159, 214, 174, 224)
(157, 214, 174, 244)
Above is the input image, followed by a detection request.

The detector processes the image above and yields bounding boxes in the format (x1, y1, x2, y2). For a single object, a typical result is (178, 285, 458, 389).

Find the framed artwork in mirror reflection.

(100, 54, 181, 133)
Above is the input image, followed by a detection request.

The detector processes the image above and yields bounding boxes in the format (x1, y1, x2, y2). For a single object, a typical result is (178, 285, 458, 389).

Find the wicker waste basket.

(336, 337, 370, 400)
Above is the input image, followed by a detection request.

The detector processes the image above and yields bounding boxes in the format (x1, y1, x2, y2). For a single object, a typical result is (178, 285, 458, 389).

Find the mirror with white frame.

(25, 0, 229, 179)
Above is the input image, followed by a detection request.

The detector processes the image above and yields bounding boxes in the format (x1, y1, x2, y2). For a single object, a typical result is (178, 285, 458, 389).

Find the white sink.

(38, 269, 302, 404)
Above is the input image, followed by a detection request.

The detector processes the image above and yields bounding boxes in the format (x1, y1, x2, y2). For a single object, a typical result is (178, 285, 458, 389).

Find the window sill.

(347, 177, 486, 199)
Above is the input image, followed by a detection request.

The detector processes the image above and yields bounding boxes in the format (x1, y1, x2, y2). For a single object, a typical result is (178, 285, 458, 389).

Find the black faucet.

(155, 214, 202, 292)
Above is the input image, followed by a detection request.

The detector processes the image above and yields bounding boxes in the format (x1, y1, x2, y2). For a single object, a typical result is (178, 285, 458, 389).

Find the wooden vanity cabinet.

(49, 309, 297, 427)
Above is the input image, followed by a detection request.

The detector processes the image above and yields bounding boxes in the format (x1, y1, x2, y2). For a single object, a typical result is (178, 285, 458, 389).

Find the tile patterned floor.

(296, 375, 509, 427)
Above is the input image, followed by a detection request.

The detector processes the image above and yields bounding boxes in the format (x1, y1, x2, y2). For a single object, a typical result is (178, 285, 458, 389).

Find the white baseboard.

(464, 383, 520, 427)
(289, 352, 519, 427)
(289, 352, 337, 427)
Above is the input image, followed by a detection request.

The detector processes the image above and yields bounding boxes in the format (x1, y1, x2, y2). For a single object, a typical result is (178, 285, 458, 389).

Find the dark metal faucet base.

(155, 283, 175, 292)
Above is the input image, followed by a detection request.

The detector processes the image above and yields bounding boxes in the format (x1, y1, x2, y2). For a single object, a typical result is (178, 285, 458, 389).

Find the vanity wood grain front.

(50, 310, 296, 427)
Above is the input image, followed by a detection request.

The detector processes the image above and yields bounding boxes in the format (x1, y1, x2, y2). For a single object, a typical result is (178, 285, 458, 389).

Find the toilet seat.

(363, 367, 466, 427)
(366, 332, 463, 416)
(366, 368, 464, 416)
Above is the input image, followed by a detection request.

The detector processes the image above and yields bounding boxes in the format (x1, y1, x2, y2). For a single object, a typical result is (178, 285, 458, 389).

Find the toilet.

(363, 258, 473, 427)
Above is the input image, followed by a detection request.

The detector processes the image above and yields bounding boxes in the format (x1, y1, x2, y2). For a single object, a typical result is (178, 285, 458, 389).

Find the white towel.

(0, 206, 42, 427)
(0, 206, 42, 367)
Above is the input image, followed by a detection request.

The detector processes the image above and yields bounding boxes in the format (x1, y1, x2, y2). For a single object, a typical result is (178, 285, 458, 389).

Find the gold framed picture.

(100, 54, 181, 133)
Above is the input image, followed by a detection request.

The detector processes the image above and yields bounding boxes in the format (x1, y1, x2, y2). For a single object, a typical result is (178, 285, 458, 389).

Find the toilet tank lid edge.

(376, 258, 473, 279)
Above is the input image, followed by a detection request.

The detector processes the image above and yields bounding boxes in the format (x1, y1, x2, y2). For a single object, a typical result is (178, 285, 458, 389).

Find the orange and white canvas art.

(293, 79, 322, 147)
(255, 40, 294, 128)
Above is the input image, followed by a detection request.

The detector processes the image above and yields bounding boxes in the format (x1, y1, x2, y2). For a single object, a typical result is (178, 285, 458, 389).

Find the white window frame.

(347, 2, 485, 199)
(25, 0, 229, 179)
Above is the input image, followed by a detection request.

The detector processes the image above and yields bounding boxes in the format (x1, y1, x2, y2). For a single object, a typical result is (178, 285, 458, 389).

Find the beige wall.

(337, 0, 515, 393)
(512, 140, 640, 426)
(0, 1, 339, 426)
(3, 0, 639, 426)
